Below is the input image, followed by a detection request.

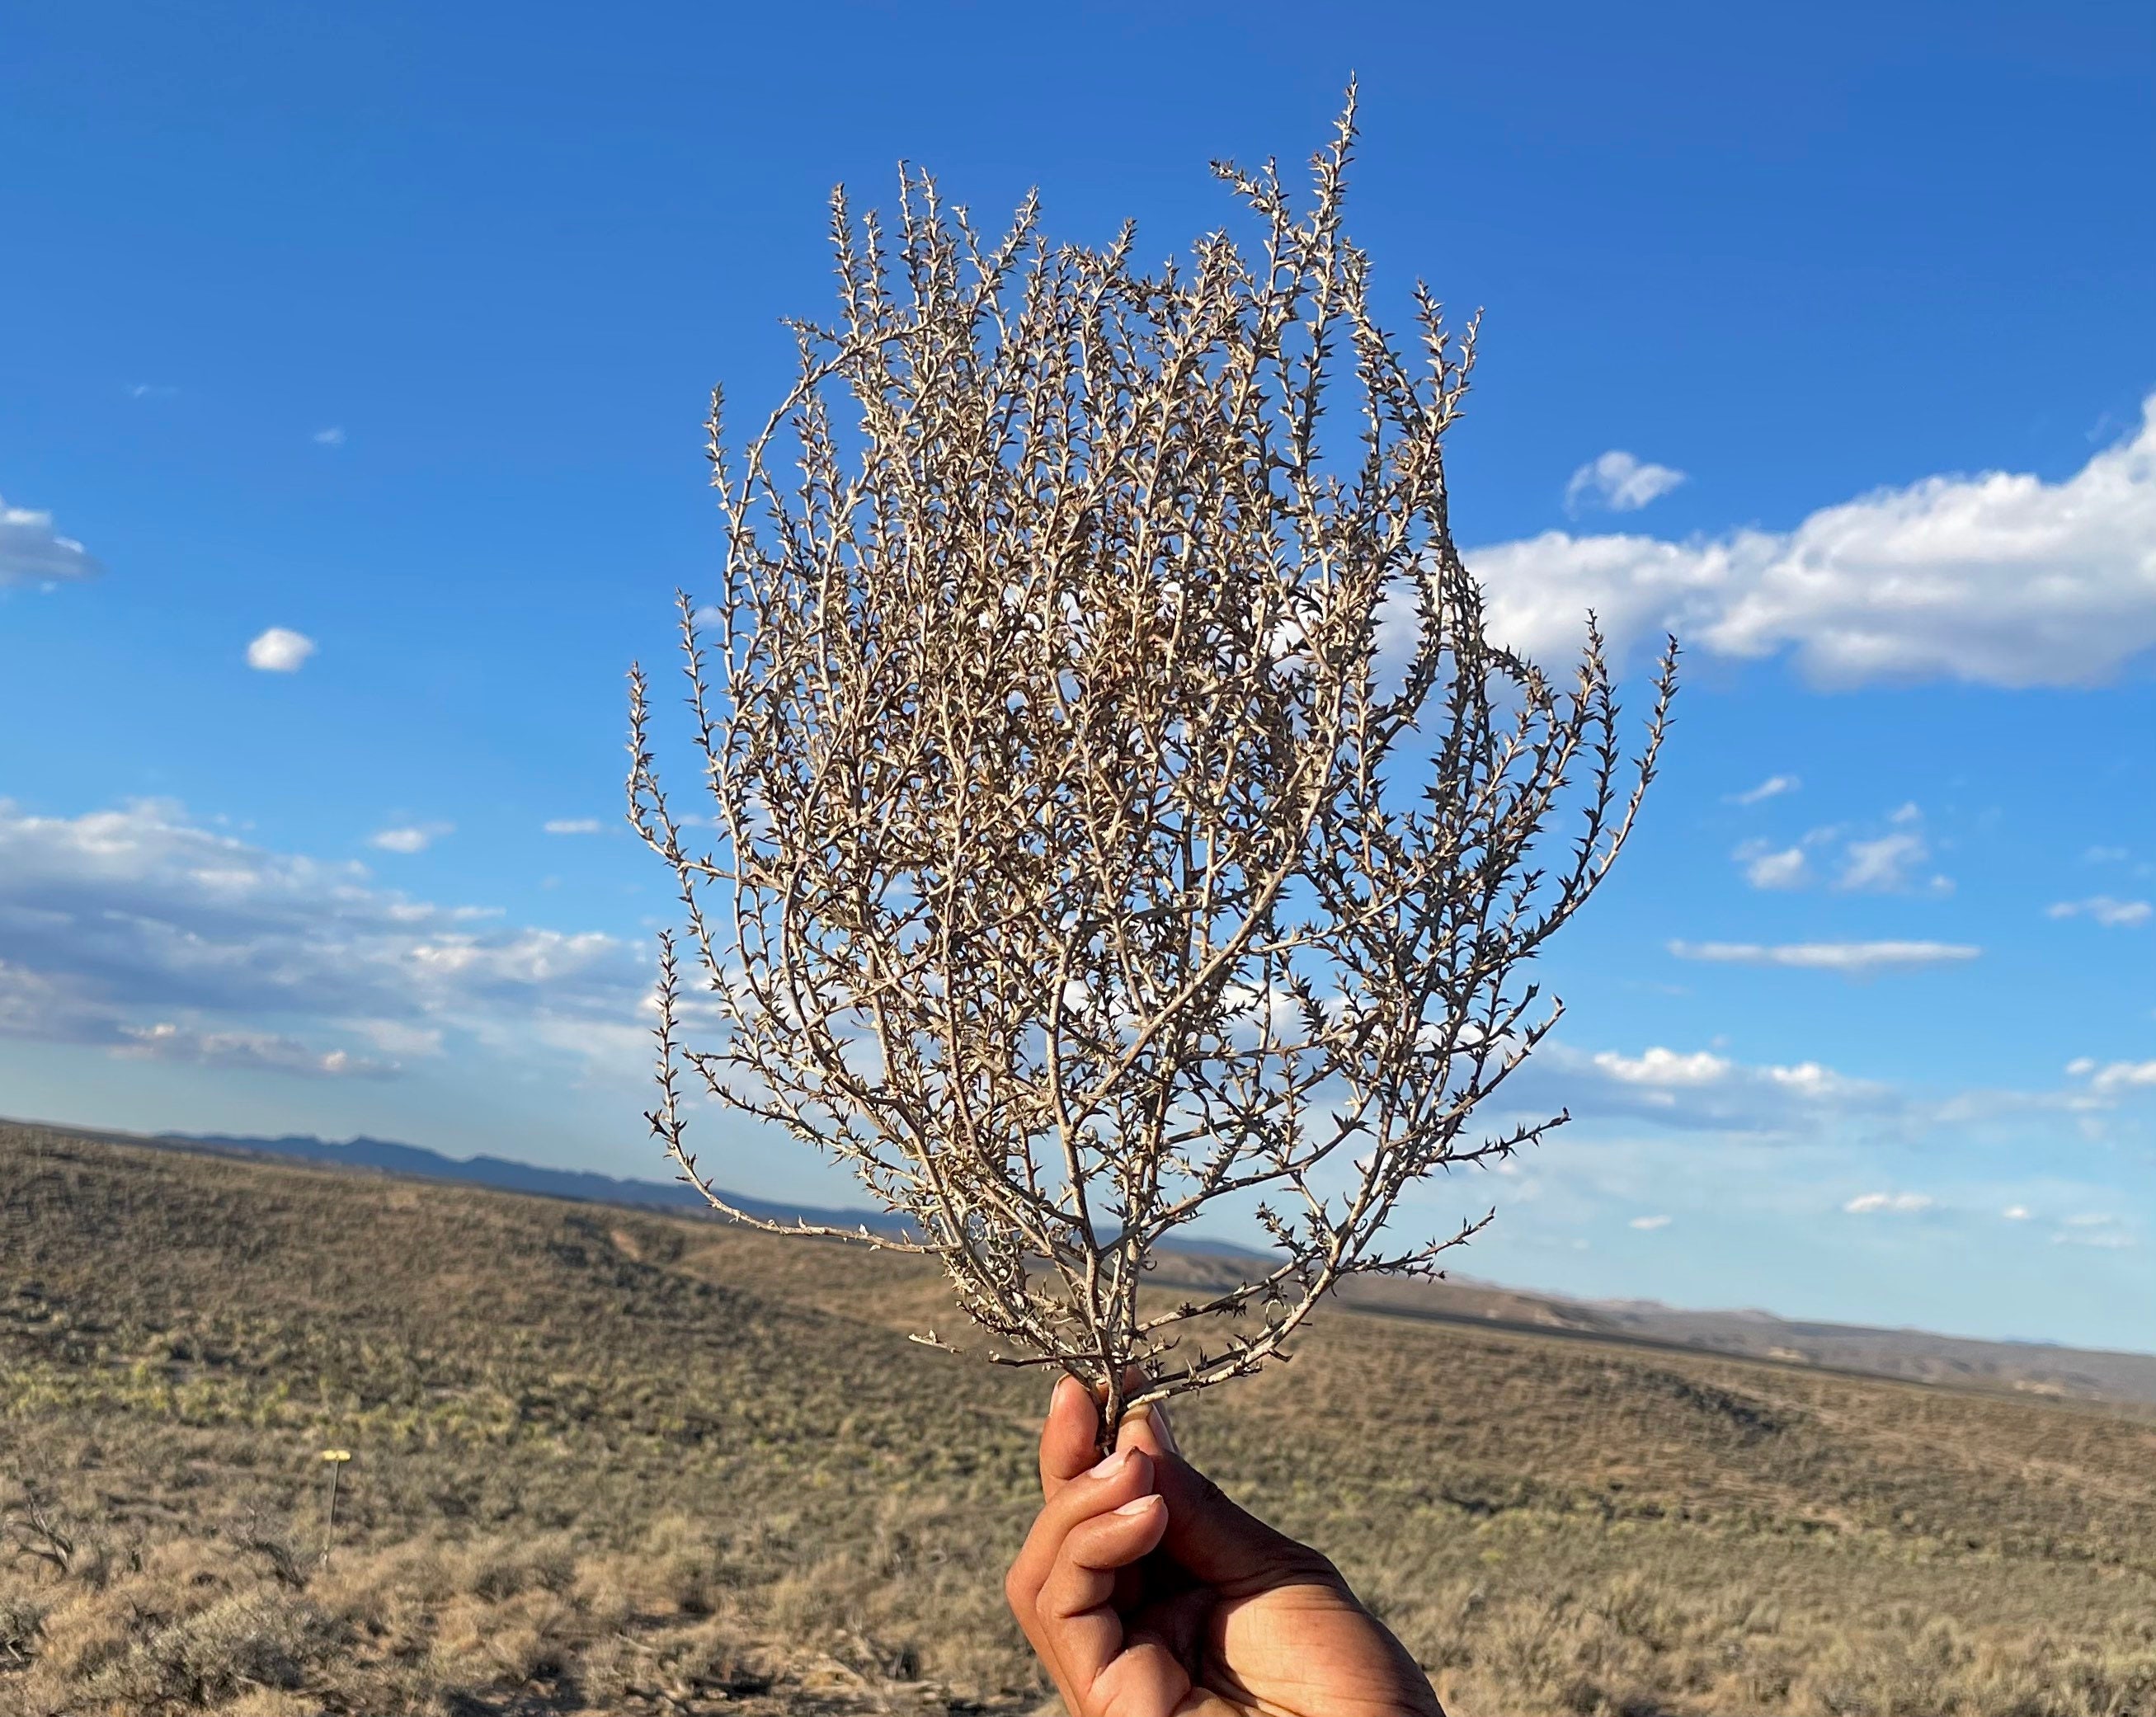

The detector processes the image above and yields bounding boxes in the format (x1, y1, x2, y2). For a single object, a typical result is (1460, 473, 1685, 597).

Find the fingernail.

(1113, 1494, 1160, 1517)
(1089, 1447, 1132, 1479)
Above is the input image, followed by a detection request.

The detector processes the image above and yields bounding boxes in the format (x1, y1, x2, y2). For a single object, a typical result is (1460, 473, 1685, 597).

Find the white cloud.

(1564, 450, 1687, 515)
(117, 1020, 391, 1078)
(2003, 1206, 2031, 1221)
(0, 797, 640, 1083)
(1735, 840, 1810, 890)
(1836, 830, 1937, 893)
(2068, 1057, 2156, 1098)
(313, 426, 346, 447)
(2052, 1214, 2137, 1249)
(544, 818, 604, 835)
(1530, 1040, 1895, 1136)
(1628, 1214, 1673, 1230)
(1726, 809, 1949, 896)
(1462, 395, 2156, 686)
(1727, 774, 1800, 806)
(1844, 1191, 1932, 1214)
(2083, 845, 2128, 864)
(2047, 896, 2152, 928)
(246, 627, 317, 672)
(1, 495, 104, 588)
(1668, 939, 1981, 976)
(368, 824, 451, 855)
(1591, 1047, 1730, 1087)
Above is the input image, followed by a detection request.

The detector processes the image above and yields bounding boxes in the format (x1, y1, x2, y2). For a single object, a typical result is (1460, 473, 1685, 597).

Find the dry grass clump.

(4, 1123, 2155, 1715)
(1389, 1578, 2156, 1717)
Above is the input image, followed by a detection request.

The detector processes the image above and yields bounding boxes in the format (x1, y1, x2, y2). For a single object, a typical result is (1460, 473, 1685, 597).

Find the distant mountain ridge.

(156, 1128, 920, 1235)
(27, 1118, 2154, 1409)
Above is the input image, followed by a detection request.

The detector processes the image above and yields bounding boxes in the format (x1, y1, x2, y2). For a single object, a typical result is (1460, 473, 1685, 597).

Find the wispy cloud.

(1844, 1191, 1932, 1214)
(2047, 896, 2151, 929)
(1564, 450, 1687, 515)
(1461, 393, 2156, 686)
(1669, 939, 1980, 976)
(246, 627, 316, 672)
(1837, 830, 1942, 893)
(1628, 1214, 1673, 1230)
(117, 1020, 392, 1078)
(543, 818, 604, 835)
(1, 495, 104, 588)
(312, 426, 346, 447)
(2053, 1213, 2138, 1249)
(1727, 774, 1800, 806)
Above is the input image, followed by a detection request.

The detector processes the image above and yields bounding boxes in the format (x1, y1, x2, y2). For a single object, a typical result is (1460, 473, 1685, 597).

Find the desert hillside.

(3, 1122, 2153, 1716)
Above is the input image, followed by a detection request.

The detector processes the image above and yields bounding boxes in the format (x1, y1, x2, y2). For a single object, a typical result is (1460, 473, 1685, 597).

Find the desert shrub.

(0, 1592, 45, 1665)
(79, 1591, 335, 1709)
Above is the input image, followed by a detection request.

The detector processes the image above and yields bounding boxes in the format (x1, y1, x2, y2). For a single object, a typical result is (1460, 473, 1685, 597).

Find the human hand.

(1005, 1376, 1444, 1717)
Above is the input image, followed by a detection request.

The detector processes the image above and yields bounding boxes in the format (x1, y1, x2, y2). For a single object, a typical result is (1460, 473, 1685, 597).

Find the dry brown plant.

(628, 93, 1678, 1443)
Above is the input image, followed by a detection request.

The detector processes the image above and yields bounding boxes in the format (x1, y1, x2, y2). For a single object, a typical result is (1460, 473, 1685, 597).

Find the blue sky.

(3, 1, 2153, 1349)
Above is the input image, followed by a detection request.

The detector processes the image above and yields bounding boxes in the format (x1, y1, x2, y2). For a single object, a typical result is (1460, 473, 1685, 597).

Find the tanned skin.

(1006, 1377, 1446, 1717)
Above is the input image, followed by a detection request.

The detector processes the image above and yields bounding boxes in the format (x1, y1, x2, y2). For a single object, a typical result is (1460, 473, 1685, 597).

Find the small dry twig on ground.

(629, 92, 1676, 1445)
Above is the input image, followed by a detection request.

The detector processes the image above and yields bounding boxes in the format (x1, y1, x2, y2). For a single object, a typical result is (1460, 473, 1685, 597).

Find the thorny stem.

(625, 89, 1677, 1419)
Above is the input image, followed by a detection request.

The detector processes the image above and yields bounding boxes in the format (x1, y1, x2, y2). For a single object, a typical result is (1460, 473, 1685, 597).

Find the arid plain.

(3, 1122, 2153, 1717)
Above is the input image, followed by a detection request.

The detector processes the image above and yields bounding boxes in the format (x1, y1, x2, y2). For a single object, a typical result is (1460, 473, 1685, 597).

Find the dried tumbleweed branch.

(629, 94, 1677, 1445)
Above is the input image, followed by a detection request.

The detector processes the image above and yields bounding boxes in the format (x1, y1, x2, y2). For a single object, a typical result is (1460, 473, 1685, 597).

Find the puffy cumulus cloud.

(247, 628, 316, 672)
(1734, 840, 1810, 890)
(1668, 938, 1981, 976)
(2065, 1056, 2156, 1099)
(0, 797, 642, 1081)
(2, 495, 104, 588)
(1589, 1047, 1732, 1087)
(1564, 450, 1687, 515)
(1525, 1040, 1897, 1136)
(1844, 1191, 1933, 1214)
(1462, 397, 2156, 686)
(2047, 896, 2152, 929)
(1728, 806, 1950, 896)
